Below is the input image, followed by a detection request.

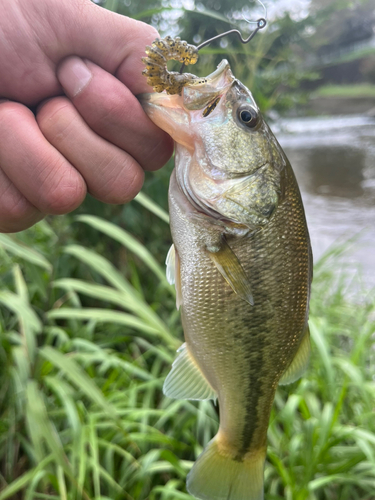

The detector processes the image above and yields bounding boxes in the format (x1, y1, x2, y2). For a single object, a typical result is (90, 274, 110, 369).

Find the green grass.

(0, 202, 374, 500)
(313, 83, 375, 99)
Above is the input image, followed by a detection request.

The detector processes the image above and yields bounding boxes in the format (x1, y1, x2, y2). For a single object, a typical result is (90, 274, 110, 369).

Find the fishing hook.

(179, 0, 267, 74)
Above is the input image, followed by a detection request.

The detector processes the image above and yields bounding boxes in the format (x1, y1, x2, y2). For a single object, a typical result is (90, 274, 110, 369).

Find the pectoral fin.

(279, 326, 310, 385)
(165, 244, 182, 309)
(163, 343, 217, 401)
(165, 244, 176, 285)
(207, 237, 254, 306)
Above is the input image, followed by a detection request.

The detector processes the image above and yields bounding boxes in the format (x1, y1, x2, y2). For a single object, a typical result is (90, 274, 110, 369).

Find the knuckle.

(40, 167, 86, 215)
(37, 98, 76, 142)
(91, 157, 144, 205)
(6, 198, 32, 222)
(0, 195, 41, 233)
(89, 92, 125, 130)
(0, 102, 31, 128)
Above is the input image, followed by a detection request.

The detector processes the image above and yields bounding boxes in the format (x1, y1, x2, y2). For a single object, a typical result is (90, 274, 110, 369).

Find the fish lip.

(138, 93, 150, 104)
(138, 93, 153, 112)
(138, 92, 166, 106)
(138, 92, 184, 110)
(190, 59, 233, 87)
(182, 60, 235, 107)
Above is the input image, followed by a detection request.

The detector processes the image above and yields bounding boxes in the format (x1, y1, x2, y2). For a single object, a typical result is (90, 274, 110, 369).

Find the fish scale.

(141, 58, 312, 500)
(169, 163, 309, 450)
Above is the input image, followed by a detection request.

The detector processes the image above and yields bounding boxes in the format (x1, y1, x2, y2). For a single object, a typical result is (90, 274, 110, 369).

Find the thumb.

(55, 0, 159, 94)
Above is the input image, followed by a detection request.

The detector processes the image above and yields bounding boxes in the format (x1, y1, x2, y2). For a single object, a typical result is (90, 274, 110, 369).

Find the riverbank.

(301, 84, 375, 116)
(305, 96, 375, 115)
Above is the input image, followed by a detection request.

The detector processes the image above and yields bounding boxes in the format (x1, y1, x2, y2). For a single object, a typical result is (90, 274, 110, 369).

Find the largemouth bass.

(140, 59, 312, 500)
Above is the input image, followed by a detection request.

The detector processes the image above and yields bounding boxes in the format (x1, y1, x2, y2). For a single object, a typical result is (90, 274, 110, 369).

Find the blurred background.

(102, 0, 375, 288)
(0, 1, 374, 499)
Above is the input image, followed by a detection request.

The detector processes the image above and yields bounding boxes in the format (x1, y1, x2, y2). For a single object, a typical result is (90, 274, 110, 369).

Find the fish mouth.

(138, 92, 193, 147)
(138, 59, 235, 113)
(138, 92, 183, 109)
(185, 59, 234, 91)
(138, 62, 236, 146)
(182, 60, 235, 110)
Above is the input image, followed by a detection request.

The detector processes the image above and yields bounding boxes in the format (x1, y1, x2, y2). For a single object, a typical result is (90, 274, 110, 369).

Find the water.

(274, 115, 375, 290)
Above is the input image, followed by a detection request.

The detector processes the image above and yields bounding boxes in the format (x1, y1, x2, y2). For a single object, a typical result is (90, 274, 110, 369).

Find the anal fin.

(279, 326, 310, 385)
(207, 237, 254, 306)
(163, 343, 217, 401)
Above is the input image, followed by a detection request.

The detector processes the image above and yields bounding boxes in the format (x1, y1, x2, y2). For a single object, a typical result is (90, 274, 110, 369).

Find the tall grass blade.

(0, 457, 54, 500)
(0, 234, 52, 271)
(39, 346, 118, 418)
(63, 245, 133, 293)
(51, 279, 175, 344)
(47, 308, 161, 336)
(134, 192, 170, 223)
(0, 291, 42, 334)
(76, 215, 168, 285)
(132, 7, 175, 20)
(25, 381, 73, 477)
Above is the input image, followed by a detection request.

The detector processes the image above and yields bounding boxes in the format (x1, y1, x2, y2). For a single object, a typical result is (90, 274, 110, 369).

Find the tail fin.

(186, 437, 265, 500)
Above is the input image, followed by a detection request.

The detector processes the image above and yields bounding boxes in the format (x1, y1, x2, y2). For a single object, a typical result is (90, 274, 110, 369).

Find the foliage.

(92, 0, 375, 114)
(0, 203, 374, 500)
(0, 2, 375, 499)
(96, 0, 325, 113)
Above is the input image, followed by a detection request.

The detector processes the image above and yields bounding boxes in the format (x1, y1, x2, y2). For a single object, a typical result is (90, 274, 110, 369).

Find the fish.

(140, 58, 312, 500)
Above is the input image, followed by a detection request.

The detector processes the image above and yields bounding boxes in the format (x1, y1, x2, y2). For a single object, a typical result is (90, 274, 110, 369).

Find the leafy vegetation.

(1, 1, 374, 499)
(0, 201, 374, 500)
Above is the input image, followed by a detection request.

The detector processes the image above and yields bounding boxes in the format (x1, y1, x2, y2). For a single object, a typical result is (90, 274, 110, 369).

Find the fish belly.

(169, 164, 311, 458)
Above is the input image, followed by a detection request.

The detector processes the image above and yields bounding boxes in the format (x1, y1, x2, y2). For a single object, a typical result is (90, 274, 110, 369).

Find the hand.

(0, 0, 173, 232)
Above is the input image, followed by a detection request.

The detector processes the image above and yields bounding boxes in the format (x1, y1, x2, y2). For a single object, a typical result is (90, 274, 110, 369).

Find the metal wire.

(179, 1, 268, 74)
(197, 17, 266, 51)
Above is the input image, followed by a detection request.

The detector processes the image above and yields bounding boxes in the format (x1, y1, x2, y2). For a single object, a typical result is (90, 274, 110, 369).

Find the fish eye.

(237, 105, 258, 128)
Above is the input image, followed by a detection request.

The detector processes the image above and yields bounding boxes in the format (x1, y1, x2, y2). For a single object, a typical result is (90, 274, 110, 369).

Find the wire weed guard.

(142, 2, 267, 95)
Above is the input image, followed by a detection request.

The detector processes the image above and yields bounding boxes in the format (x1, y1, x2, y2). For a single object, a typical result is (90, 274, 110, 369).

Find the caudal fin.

(186, 437, 265, 500)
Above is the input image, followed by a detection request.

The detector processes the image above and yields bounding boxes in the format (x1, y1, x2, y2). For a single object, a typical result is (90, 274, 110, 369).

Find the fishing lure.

(142, 13, 267, 95)
(142, 36, 200, 94)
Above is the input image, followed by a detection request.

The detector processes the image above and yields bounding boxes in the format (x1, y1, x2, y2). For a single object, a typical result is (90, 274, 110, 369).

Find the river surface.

(273, 115, 375, 290)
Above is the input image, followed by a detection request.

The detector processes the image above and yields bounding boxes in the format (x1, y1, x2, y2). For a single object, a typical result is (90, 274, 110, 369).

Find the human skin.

(0, 0, 173, 232)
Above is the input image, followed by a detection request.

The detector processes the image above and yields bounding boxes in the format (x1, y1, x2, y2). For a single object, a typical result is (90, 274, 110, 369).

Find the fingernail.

(58, 56, 92, 97)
